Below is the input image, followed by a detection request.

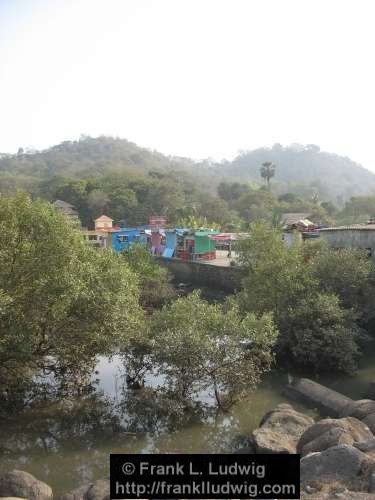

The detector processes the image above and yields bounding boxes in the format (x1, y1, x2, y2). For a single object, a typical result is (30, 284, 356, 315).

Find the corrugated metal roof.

(53, 200, 76, 209)
(320, 224, 375, 231)
(281, 212, 312, 224)
(195, 230, 220, 237)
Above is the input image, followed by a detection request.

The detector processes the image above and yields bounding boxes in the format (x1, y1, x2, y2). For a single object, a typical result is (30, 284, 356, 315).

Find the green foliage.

(218, 143, 375, 202)
(175, 215, 220, 230)
(216, 180, 332, 226)
(260, 161, 276, 190)
(336, 196, 375, 224)
(237, 222, 316, 316)
(237, 222, 363, 373)
(217, 182, 252, 203)
(150, 291, 277, 410)
(124, 244, 175, 308)
(278, 293, 360, 374)
(308, 244, 373, 313)
(233, 189, 278, 223)
(320, 201, 337, 216)
(0, 192, 143, 392)
(1, 136, 369, 231)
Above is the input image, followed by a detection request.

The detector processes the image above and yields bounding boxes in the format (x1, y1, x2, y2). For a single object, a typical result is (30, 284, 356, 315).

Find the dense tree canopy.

(150, 291, 278, 409)
(1, 136, 375, 229)
(0, 192, 143, 395)
(236, 222, 371, 374)
(123, 244, 175, 308)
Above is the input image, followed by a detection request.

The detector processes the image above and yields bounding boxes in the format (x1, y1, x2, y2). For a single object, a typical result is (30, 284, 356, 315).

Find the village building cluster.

(52, 201, 237, 261)
(53, 200, 375, 263)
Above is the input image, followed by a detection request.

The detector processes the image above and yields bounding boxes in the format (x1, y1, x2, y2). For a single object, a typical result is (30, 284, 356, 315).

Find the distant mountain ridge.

(1, 137, 374, 203)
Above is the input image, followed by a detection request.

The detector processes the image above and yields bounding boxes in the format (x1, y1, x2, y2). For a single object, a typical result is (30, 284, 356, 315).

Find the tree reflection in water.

(0, 360, 244, 497)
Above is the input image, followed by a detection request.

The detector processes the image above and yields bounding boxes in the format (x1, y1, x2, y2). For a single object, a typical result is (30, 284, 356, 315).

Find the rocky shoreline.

(4, 380, 375, 499)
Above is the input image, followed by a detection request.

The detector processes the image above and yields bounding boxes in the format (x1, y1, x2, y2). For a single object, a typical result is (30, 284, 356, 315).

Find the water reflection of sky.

(2, 347, 375, 497)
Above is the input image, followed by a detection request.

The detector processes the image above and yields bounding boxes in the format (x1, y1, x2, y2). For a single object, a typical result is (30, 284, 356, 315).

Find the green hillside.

(212, 143, 375, 204)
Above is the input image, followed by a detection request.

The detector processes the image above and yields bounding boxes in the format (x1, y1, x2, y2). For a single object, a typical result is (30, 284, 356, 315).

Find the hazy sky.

(1, 0, 375, 169)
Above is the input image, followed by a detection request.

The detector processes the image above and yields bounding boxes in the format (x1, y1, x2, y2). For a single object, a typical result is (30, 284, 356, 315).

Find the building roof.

(320, 224, 375, 232)
(53, 199, 79, 218)
(53, 200, 76, 209)
(195, 230, 220, 237)
(95, 215, 113, 222)
(210, 233, 236, 240)
(281, 213, 312, 225)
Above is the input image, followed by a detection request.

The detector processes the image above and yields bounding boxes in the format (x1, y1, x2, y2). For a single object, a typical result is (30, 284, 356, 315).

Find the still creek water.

(1, 350, 375, 496)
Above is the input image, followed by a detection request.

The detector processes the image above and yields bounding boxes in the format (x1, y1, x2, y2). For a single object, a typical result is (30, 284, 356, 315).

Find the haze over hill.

(213, 143, 375, 204)
(1, 136, 375, 204)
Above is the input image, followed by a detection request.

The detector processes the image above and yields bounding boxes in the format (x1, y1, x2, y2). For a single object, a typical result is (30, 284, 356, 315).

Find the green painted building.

(194, 230, 218, 253)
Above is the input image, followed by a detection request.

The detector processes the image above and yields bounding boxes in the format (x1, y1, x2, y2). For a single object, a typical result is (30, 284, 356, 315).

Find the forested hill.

(0, 135, 196, 178)
(1, 137, 375, 203)
(212, 144, 375, 203)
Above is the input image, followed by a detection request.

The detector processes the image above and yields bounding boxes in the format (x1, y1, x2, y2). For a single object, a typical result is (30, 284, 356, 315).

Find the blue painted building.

(111, 227, 141, 252)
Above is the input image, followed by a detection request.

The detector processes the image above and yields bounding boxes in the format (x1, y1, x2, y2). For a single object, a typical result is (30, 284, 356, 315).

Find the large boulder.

(363, 414, 375, 434)
(300, 444, 370, 486)
(252, 403, 314, 453)
(0, 471, 52, 500)
(340, 400, 375, 420)
(297, 417, 373, 456)
(354, 438, 375, 453)
(299, 426, 355, 457)
(252, 427, 294, 454)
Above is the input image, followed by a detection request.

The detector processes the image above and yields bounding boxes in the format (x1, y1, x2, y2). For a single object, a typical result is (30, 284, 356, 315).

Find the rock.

(354, 438, 375, 453)
(252, 427, 294, 453)
(59, 483, 90, 499)
(85, 479, 110, 500)
(231, 434, 255, 454)
(258, 403, 314, 430)
(301, 491, 375, 499)
(0, 470, 53, 500)
(300, 427, 354, 457)
(59, 479, 111, 500)
(300, 444, 369, 485)
(340, 400, 375, 420)
(234, 446, 254, 454)
(304, 484, 318, 494)
(297, 417, 373, 456)
(253, 403, 314, 453)
(369, 470, 375, 493)
(363, 414, 375, 434)
(331, 486, 349, 498)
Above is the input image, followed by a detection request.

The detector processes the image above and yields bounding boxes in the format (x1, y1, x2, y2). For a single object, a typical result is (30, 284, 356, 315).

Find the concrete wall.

(319, 229, 375, 260)
(154, 257, 244, 292)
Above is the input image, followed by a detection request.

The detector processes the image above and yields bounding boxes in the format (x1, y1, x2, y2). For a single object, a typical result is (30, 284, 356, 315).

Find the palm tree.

(260, 161, 276, 191)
